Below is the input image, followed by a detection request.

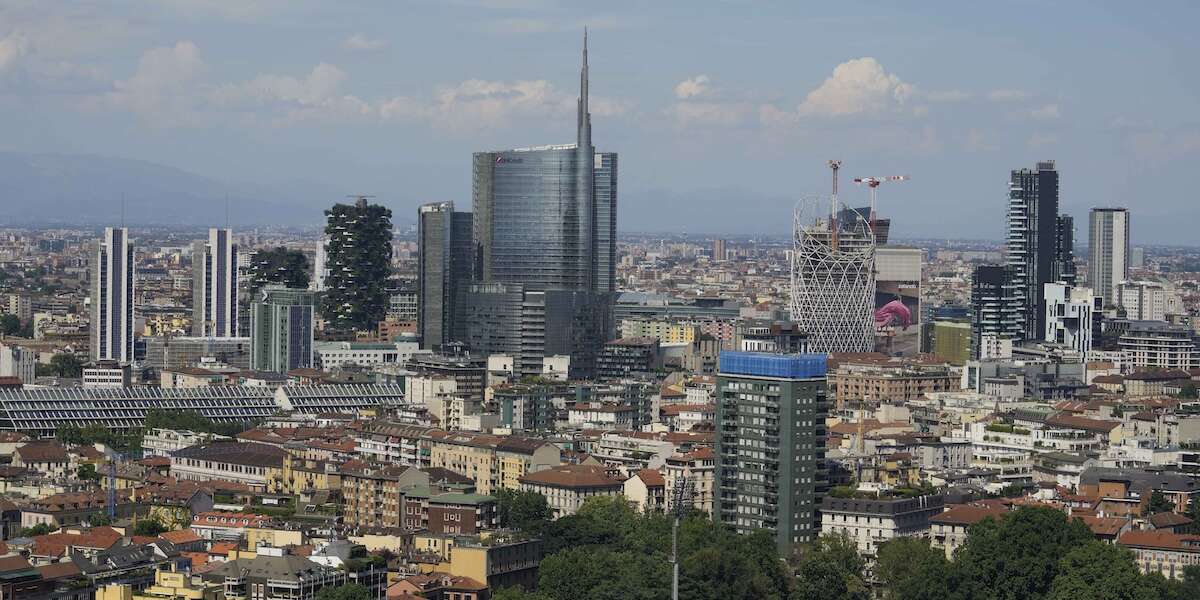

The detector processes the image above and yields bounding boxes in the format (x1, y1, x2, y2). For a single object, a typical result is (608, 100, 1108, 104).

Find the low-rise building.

(141, 429, 232, 458)
(1119, 530, 1200, 580)
(929, 503, 1007, 558)
(820, 494, 945, 559)
(519, 465, 624, 518)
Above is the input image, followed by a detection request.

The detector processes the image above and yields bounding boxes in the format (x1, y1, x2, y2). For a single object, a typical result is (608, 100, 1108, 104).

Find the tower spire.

(578, 28, 590, 147)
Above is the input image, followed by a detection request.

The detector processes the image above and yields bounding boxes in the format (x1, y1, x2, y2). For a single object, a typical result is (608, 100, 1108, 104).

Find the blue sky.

(1, 1, 1198, 241)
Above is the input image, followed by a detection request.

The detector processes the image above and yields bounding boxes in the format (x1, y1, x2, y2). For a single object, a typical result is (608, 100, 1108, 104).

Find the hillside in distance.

(0, 152, 345, 227)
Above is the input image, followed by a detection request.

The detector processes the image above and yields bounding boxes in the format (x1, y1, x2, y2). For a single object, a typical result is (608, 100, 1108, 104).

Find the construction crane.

(852, 175, 909, 230)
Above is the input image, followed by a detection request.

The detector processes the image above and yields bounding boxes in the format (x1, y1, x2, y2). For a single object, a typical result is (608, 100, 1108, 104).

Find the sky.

(1, 1, 1198, 242)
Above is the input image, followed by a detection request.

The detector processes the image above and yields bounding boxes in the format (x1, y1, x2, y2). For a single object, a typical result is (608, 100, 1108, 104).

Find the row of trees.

(490, 493, 1200, 600)
(56, 409, 257, 452)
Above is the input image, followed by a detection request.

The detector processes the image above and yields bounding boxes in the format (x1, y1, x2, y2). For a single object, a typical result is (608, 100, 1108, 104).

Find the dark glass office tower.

(465, 33, 616, 377)
(970, 264, 1023, 359)
(418, 202, 474, 351)
(1006, 161, 1073, 341)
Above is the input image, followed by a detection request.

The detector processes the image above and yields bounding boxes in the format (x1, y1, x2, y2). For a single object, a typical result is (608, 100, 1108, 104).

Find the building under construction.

(789, 162, 877, 353)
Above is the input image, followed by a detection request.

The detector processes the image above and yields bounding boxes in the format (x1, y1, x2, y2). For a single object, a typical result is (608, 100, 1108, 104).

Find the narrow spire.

(578, 27, 589, 147)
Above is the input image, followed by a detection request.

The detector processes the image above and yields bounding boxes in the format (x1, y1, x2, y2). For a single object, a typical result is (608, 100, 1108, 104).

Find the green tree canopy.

(875, 537, 952, 600)
(76, 463, 102, 481)
(132, 517, 167, 537)
(951, 506, 1093, 600)
(790, 533, 870, 600)
(0, 314, 20, 336)
(495, 488, 554, 535)
(314, 583, 369, 600)
(1147, 491, 1176, 515)
(1046, 541, 1160, 600)
(21, 523, 56, 537)
(49, 353, 84, 378)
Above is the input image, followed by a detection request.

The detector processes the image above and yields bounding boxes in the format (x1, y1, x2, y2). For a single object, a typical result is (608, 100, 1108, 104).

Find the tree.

(76, 464, 101, 482)
(314, 583, 369, 600)
(49, 353, 84, 378)
(321, 198, 393, 332)
(1179, 382, 1198, 399)
(951, 507, 1094, 600)
(495, 488, 554, 534)
(0, 314, 20, 336)
(132, 517, 167, 537)
(1147, 491, 1176, 515)
(537, 546, 669, 600)
(1046, 541, 1159, 600)
(790, 533, 870, 600)
(875, 537, 951, 600)
(21, 523, 55, 537)
(248, 247, 311, 293)
(492, 588, 554, 600)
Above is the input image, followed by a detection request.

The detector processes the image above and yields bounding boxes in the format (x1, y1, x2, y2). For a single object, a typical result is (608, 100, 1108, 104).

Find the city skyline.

(2, 2, 1199, 242)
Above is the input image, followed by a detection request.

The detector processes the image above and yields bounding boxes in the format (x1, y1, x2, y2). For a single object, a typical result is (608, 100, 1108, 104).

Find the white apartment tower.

(1044, 283, 1100, 354)
(1088, 208, 1129, 307)
(91, 227, 135, 363)
(193, 228, 239, 337)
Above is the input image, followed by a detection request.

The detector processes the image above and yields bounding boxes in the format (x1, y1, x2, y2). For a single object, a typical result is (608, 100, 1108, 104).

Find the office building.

(716, 351, 828, 551)
(1044, 283, 1100, 354)
(736, 319, 809, 353)
(712, 239, 727, 261)
(1088, 208, 1130, 306)
(250, 286, 315, 373)
(388, 280, 419, 322)
(970, 265, 1023, 359)
(1006, 161, 1075, 340)
(192, 228, 239, 337)
(418, 202, 474, 350)
(462, 35, 615, 378)
(91, 227, 135, 364)
(1131, 247, 1145, 270)
(596, 337, 662, 380)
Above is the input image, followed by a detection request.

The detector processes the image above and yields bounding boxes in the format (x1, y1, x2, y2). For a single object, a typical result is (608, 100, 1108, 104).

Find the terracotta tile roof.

(1078, 515, 1127, 537)
(1150, 512, 1194, 528)
(0, 555, 33, 574)
(15, 441, 69, 463)
(930, 504, 1007, 526)
(209, 542, 237, 556)
(519, 465, 624, 489)
(660, 403, 715, 416)
(1044, 413, 1121, 433)
(35, 561, 81, 579)
(1118, 530, 1200, 551)
(180, 552, 210, 569)
(632, 469, 665, 487)
(160, 529, 204, 544)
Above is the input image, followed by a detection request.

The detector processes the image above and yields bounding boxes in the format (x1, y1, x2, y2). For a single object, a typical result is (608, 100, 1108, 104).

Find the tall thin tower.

(193, 228, 239, 337)
(1088, 208, 1130, 307)
(790, 163, 876, 353)
(91, 227, 136, 363)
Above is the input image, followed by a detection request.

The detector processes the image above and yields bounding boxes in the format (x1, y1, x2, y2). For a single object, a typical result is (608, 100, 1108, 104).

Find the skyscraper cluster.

(1005, 160, 1075, 341)
(418, 34, 616, 378)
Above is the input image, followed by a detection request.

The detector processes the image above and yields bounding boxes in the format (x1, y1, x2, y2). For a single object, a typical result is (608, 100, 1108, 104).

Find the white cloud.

(343, 33, 385, 51)
(763, 57, 914, 123)
(925, 89, 970, 102)
(212, 63, 374, 123)
(674, 75, 711, 99)
(0, 32, 30, 71)
(97, 41, 207, 124)
(1028, 132, 1059, 148)
(988, 89, 1028, 102)
(380, 78, 628, 130)
(1027, 103, 1061, 119)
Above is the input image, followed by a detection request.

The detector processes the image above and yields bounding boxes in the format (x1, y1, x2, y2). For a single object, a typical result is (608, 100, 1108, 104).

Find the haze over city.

(2, 1, 1198, 241)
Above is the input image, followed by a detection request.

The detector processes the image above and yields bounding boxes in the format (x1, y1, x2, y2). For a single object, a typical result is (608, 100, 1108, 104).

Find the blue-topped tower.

(716, 351, 829, 552)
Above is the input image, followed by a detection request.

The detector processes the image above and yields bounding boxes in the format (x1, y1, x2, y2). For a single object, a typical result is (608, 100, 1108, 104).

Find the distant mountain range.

(0, 152, 348, 227)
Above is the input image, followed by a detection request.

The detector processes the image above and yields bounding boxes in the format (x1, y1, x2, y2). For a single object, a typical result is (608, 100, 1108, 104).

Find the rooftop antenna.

(121, 193, 126, 228)
(828, 160, 842, 243)
(225, 195, 230, 228)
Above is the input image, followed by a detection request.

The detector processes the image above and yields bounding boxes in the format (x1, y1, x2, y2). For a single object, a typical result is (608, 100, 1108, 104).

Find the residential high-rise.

(192, 228, 239, 337)
(322, 197, 393, 332)
(91, 227, 135, 363)
(250, 286, 315, 373)
(1044, 283, 1100, 354)
(1088, 208, 1130, 306)
(712, 239, 727, 262)
(1005, 161, 1075, 340)
(715, 351, 828, 551)
(970, 265, 1023, 359)
(418, 202, 473, 351)
(462, 33, 615, 378)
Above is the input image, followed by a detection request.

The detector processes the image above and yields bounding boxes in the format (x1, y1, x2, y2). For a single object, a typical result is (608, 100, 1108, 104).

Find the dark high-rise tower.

(463, 32, 616, 377)
(418, 201, 473, 350)
(1006, 161, 1073, 341)
(321, 197, 393, 332)
(970, 264, 1023, 359)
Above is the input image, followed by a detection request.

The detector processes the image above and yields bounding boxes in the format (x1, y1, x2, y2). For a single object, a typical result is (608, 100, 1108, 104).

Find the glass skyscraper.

(461, 32, 616, 377)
